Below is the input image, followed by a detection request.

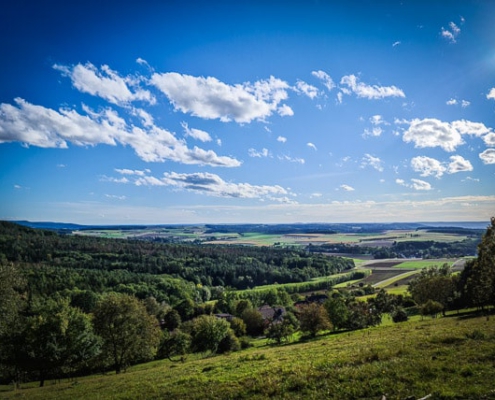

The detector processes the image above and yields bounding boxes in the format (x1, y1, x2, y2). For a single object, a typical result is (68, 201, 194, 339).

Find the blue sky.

(1, 0, 494, 224)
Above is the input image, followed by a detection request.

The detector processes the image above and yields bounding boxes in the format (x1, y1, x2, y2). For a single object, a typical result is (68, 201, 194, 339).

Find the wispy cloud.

(311, 70, 335, 91)
(361, 154, 383, 172)
(277, 136, 287, 143)
(340, 74, 405, 100)
(295, 80, 319, 99)
(440, 20, 462, 43)
(396, 178, 432, 191)
(181, 122, 212, 142)
(307, 142, 317, 151)
(339, 184, 355, 191)
(248, 148, 271, 158)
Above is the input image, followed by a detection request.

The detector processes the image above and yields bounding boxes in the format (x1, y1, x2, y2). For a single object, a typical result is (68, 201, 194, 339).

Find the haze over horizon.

(1, 1, 494, 225)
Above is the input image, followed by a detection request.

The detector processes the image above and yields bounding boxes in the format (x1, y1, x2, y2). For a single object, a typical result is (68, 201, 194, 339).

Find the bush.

(217, 330, 240, 354)
(391, 307, 409, 323)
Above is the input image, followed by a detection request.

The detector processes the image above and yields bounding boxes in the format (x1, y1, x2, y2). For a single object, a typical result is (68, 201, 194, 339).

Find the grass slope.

(2, 313, 494, 400)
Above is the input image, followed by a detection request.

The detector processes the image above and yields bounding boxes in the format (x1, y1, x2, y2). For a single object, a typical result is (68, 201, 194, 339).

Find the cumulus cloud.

(0, 98, 240, 167)
(111, 170, 292, 201)
(370, 115, 389, 125)
(402, 118, 464, 152)
(411, 156, 446, 178)
(448, 155, 473, 173)
(150, 72, 291, 123)
(248, 148, 270, 158)
(487, 88, 495, 100)
(181, 122, 212, 142)
(479, 149, 495, 164)
(311, 70, 335, 91)
(54, 63, 155, 106)
(339, 184, 355, 191)
(339, 74, 405, 100)
(361, 154, 383, 172)
(295, 80, 319, 99)
(307, 142, 317, 151)
(277, 136, 287, 143)
(396, 178, 432, 191)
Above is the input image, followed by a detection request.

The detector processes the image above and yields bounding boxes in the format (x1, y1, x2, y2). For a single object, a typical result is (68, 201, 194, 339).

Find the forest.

(0, 219, 494, 389)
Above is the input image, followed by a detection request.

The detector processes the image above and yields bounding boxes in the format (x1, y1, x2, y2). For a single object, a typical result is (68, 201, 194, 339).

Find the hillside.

(1, 312, 494, 399)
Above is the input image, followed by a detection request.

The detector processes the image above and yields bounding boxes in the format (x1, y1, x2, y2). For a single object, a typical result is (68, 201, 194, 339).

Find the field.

(74, 226, 474, 248)
(2, 312, 494, 399)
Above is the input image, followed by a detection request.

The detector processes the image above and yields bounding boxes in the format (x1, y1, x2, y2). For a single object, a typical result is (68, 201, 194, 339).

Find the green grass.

(2, 312, 495, 400)
(394, 259, 454, 269)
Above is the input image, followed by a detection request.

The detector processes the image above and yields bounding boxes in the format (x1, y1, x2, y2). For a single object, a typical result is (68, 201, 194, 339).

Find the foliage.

(241, 309, 265, 337)
(391, 306, 409, 323)
(420, 299, 444, 318)
(298, 303, 332, 337)
(157, 330, 191, 361)
(459, 217, 495, 309)
(408, 264, 455, 313)
(189, 315, 231, 354)
(324, 295, 349, 331)
(265, 312, 299, 344)
(92, 293, 161, 373)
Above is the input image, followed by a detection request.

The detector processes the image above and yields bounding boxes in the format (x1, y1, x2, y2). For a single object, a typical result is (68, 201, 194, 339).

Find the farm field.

(73, 225, 476, 248)
(2, 312, 494, 400)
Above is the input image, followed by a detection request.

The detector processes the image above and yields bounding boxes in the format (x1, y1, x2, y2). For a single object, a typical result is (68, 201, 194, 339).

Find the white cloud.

(402, 118, 464, 152)
(54, 63, 155, 106)
(295, 80, 319, 99)
(307, 142, 317, 151)
(396, 178, 432, 191)
(340, 184, 355, 191)
(0, 98, 241, 167)
(311, 70, 335, 91)
(277, 104, 294, 116)
(127, 171, 292, 201)
(483, 133, 495, 147)
(487, 88, 495, 100)
(115, 168, 150, 176)
(361, 153, 383, 172)
(461, 100, 470, 108)
(411, 156, 446, 178)
(392, 41, 401, 47)
(277, 136, 287, 143)
(447, 155, 473, 174)
(278, 155, 305, 164)
(150, 72, 291, 123)
(105, 194, 126, 200)
(248, 148, 270, 158)
(339, 74, 405, 100)
(451, 120, 492, 137)
(479, 149, 495, 164)
(363, 127, 383, 137)
(336, 92, 343, 104)
(181, 122, 212, 142)
(441, 21, 461, 43)
(446, 98, 457, 105)
(370, 115, 388, 125)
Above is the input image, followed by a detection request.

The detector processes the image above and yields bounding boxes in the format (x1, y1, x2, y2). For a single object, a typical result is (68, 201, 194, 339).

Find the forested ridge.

(0, 221, 353, 299)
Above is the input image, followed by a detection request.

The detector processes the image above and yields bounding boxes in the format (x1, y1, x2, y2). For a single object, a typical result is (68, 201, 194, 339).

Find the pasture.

(2, 312, 494, 400)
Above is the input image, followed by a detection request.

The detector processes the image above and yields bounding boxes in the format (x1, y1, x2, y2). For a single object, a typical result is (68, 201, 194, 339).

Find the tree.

(241, 308, 265, 336)
(460, 218, 495, 310)
(324, 296, 349, 331)
(391, 307, 409, 323)
(265, 312, 298, 344)
(0, 264, 24, 338)
(408, 264, 455, 314)
(190, 315, 230, 354)
(2, 298, 101, 387)
(420, 299, 444, 318)
(157, 330, 190, 361)
(162, 309, 182, 332)
(298, 303, 332, 338)
(93, 293, 161, 374)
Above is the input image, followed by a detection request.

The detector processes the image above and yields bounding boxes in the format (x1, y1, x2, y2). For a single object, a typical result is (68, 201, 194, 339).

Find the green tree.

(0, 264, 24, 338)
(157, 330, 190, 361)
(2, 298, 100, 387)
(324, 296, 349, 331)
(241, 308, 265, 336)
(190, 315, 230, 354)
(93, 293, 161, 374)
(420, 299, 444, 318)
(298, 303, 332, 338)
(265, 312, 298, 344)
(163, 309, 182, 332)
(408, 264, 455, 314)
(460, 218, 495, 310)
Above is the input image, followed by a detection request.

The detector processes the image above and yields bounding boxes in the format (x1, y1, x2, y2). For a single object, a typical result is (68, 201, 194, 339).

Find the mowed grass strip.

(2, 313, 495, 400)
(394, 259, 454, 269)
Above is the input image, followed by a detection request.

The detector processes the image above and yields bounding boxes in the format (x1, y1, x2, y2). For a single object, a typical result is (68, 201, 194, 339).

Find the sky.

(1, 0, 495, 225)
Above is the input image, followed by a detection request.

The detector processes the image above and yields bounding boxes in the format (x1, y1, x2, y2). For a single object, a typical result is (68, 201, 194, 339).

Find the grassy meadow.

(2, 312, 494, 400)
